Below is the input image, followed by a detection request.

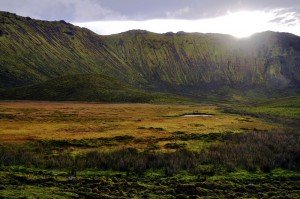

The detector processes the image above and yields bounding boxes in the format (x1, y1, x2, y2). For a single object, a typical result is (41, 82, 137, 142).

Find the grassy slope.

(222, 96, 300, 128)
(0, 74, 189, 103)
(245, 96, 300, 118)
(1, 12, 300, 97)
(103, 30, 300, 92)
(0, 12, 143, 88)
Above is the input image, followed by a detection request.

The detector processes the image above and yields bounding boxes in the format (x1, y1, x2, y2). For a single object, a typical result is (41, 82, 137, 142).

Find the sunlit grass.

(0, 101, 278, 149)
(228, 96, 300, 120)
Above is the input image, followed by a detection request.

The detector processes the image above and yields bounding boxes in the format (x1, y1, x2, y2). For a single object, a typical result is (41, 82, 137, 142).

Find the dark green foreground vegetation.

(1, 131, 299, 173)
(1, 130, 299, 198)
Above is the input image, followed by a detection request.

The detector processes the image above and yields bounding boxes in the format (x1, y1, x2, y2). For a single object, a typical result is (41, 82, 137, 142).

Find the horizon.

(1, 0, 300, 38)
(73, 10, 300, 38)
(1, 10, 299, 39)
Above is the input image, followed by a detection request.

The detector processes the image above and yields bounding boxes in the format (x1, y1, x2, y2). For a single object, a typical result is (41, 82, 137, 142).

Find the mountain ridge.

(0, 11, 299, 102)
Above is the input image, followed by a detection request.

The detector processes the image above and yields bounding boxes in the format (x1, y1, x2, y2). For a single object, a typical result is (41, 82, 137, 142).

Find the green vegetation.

(0, 12, 299, 102)
(1, 131, 298, 173)
(0, 74, 190, 103)
(223, 96, 300, 126)
(240, 96, 300, 119)
(0, 166, 299, 198)
(0, 130, 299, 198)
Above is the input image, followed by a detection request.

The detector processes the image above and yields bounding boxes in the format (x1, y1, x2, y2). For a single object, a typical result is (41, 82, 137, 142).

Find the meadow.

(0, 100, 299, 198)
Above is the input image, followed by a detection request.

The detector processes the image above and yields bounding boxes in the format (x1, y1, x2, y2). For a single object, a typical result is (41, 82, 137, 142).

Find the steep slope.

(0, 11, 299, 102)
(0, 12, 143, 89)
(104, 30, 300, 92)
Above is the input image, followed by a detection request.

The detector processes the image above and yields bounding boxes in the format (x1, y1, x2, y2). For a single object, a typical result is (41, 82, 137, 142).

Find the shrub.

(164, 142, 187, 149)
(0, 130, 298, 174)
(205, 131, 300, 172)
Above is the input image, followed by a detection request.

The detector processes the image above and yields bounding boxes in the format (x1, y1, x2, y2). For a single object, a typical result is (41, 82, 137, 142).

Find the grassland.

(0, 101, 277, 145)
(0, 100, 299, 198)
(223, 96, 300, 126)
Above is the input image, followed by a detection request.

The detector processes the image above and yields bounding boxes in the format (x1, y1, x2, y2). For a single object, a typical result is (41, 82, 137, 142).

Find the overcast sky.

(1, 0, 300, 37)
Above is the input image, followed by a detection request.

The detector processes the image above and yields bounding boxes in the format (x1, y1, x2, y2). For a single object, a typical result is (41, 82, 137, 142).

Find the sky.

(1, 0, 300, 38)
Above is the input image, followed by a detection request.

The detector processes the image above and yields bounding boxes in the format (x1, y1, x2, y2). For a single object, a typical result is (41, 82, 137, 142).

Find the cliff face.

(104, 30, 300, 91)
(0, 11, 299, 101)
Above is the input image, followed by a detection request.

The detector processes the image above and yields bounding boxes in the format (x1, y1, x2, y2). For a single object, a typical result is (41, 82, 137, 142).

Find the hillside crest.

(0, 11, 299, 101)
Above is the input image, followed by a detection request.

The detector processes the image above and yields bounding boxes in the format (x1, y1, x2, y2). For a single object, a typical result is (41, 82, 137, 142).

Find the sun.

(179, 10, 275, 38)
(210, 10, 274, 38)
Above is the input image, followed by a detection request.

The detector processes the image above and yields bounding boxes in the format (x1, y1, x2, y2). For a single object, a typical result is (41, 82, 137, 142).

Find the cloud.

(166, 7, 191, 18)
(1, 0, 300, 22)
(270, 9, 300, 26)
(71, 0, 124, 22)
(0, 0, 123, 22)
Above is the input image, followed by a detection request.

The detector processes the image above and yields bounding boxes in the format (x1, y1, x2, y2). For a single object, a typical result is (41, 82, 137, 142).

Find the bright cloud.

(74, 9, 300, 38)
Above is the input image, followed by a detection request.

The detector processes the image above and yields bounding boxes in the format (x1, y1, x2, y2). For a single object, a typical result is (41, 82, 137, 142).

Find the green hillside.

(0, 74, 168, 102)
(0, 12, 143, 88)
(0, 74, 190, 103)
(104, 30, 300, 92)
(0, 11, 299, 102)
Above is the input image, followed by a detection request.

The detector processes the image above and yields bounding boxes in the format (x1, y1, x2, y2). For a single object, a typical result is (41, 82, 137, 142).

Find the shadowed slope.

(0, 12, 299, 101)
(0, 74, 159, 102)
(104, 30, 300, 91)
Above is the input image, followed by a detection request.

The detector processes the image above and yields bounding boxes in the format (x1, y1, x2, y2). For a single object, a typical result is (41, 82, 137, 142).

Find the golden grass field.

(0, 101, 280, 151)
(0, 101, 299, 199)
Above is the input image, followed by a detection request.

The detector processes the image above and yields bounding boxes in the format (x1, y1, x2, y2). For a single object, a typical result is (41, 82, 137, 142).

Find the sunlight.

(74, 10, 300, 38)
(209, 10, 274, 38)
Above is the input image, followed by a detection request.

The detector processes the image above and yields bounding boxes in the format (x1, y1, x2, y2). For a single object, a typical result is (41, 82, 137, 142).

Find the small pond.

(181, 114, 213, 117)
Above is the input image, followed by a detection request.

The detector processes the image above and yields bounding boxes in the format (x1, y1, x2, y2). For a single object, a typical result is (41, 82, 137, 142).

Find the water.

(181, 114, 213, 117)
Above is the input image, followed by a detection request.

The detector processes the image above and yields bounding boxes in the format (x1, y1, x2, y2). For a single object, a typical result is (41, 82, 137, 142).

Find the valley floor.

(0, 100, 299, 198)
(0, 101, 278, 145)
